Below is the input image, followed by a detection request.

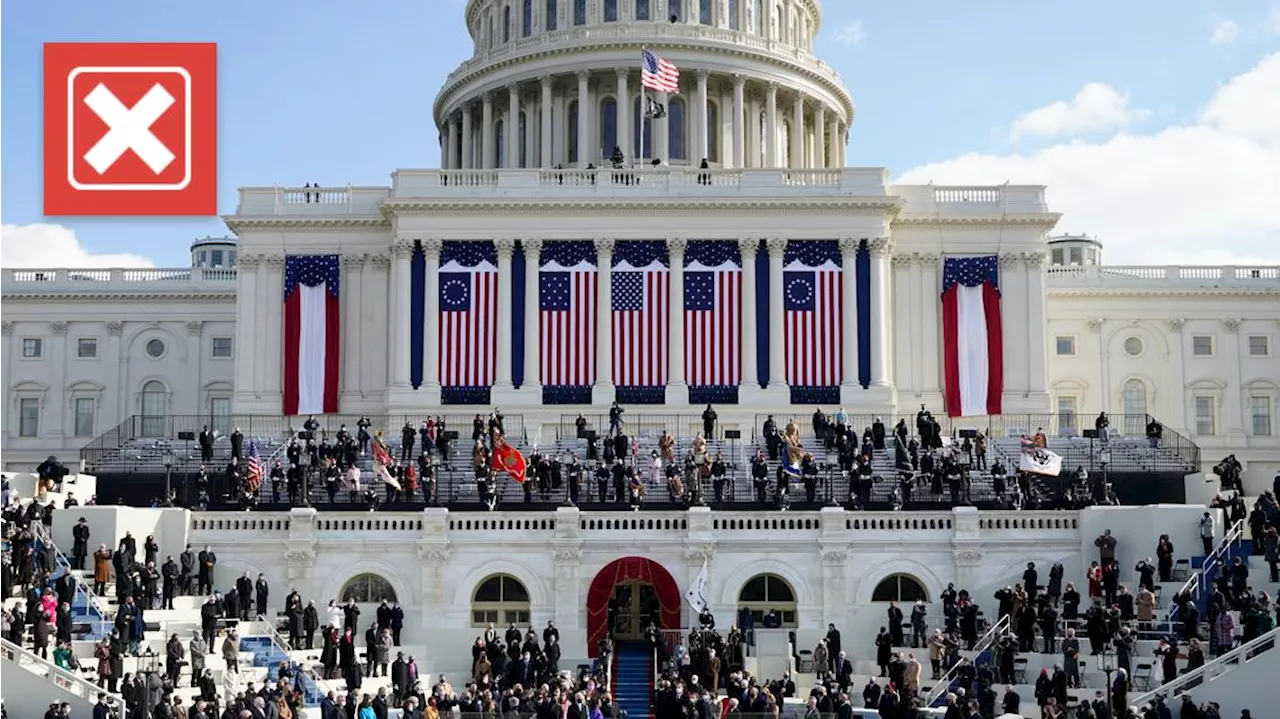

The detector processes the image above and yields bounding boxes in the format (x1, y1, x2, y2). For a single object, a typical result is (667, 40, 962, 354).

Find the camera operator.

(1212, 455, 1243, 494)
(35, 455, 70, 495)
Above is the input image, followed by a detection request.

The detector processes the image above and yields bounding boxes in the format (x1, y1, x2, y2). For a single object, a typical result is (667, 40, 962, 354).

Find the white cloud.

(896, 51, 1280, 265)
(835, 22, 865, 48)
(1008, 83, 1151, 140)
(1210, 18, 1241, 45)
(0, 224, 156, 268)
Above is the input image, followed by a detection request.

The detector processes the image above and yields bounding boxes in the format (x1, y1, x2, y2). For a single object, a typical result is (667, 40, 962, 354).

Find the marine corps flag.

(492, 438, 528, 483)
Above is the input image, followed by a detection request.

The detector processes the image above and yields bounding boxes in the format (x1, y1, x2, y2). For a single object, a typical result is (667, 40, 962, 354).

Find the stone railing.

(890, 184, 1051, 215)
(1047, 264, 1280, 288)
(1, 267, 238, 293)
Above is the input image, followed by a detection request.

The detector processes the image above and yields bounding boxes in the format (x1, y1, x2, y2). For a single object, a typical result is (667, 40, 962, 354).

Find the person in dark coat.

(254, 574, 269, 618)
(303, 601, 320, 649)
(71, 518, 91, 571)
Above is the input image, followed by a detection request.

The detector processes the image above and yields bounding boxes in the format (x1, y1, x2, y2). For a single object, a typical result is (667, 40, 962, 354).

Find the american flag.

(784, 241, 843, 387)
(941, 255, 1004, 416)
(641, 50, 680, 93)
(439, 241, 498, 387)
(245, 440, 264, 493)
(612, 241, 668, 387)
(540, 241, 597, 387)
(684, 241, 741, 387)
(282, 255, 341, 415)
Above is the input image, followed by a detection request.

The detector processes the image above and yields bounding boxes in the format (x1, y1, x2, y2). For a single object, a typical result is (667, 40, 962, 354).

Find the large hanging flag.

(540, 241, 598, 387)
(612, 241, 669, 387)
(640, 50, 680, 93)
(684, 241, 741, 387)
(283, 255, 341, 415)
(783, 241, 843, 387)
(941, 255, 1004, 417)
(684, 558, 709, 614)
(438, 241, 498, 387)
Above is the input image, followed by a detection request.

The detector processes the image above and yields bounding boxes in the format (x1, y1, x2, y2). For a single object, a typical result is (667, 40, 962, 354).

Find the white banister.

(0, 637, 127, 715)
(1130, 626, 1279, 706)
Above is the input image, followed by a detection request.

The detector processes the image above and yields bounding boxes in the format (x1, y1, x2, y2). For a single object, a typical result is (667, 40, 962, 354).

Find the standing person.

(701, 405, 717, 439)
(71, 518, 90, 571)
(1200, 512, 1216, 556)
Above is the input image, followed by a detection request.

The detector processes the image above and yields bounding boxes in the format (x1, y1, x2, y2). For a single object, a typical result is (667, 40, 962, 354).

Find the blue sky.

(3, 0, 1279, 266)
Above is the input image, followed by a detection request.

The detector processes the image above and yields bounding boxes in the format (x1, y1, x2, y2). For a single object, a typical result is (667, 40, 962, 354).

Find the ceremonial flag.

(245, 440, 264, 493)
(370, 436, 401, 490)
(941, 255, 1004, 416)
(641, 50, 680, 93)
(1019, 446, 1063, 476)
(783, 241, 842, 387)
(612, 241, 668, 387)
(539, 241, 597, 387)
(492, 441, 528, 483)
(283, 255, 340, 415)
(684, 241, 741, 387)
(684, 559, 709, 614)
(438, 241, 498, 387)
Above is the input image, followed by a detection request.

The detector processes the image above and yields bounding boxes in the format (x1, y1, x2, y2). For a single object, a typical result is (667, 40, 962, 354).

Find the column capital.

(481, 91, 493, 105)
(261, 253, 284, 268)
(0, 321, 12, 336)
(106, 322, 124, 337)
(737, 237, 759, 253)
(186, 320, 204, 337)
(916, 252, 940, 267)
(766, 237, 788, 255)
(506, 82, 520, 95)
(540, 74, 553, 88)
(420, 238, 444, 256)
(1022, 251, 1047, 268)
(369, 253, 392, 271)
(614, 67, 629, 79)
(239, 254, 262, 269)
(891, 253, 913, 269)
(666, 237, 689, 255)
(576, 69, 591, 82)
(732, 73, 746, 88)
(50, 322, 70, 336)
(820, 548, 849, 566)
(866, 237, 893, 258)
(342, 253, 366, 269)
(1085, 318, 1104, 333)
(998, 252, 1020, 267)
(837, 237, 860, 254)
(494, 238, 517, 257)
(1166, 317, 1186, 333)
(391, 239, 416, 259)
(593, 237, 616, 256)
(522, 238, 544, 255)
(1222, 317, 1242, 333)
(696, 68, 711, 81)
(682, 544, 716, 564)
(765, 81, 778, 97)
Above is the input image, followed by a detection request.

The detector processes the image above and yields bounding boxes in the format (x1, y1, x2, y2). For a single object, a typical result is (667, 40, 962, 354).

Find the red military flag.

(491, 440, 528, 483)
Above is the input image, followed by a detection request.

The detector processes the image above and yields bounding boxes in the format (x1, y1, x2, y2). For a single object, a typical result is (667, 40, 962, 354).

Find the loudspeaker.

(958, 429, 977, 439)
(724, 430, 742, 440)
(177, 431, 196, 441)
(296, 431, 313, 441)
(1082, 429, 1099, 439)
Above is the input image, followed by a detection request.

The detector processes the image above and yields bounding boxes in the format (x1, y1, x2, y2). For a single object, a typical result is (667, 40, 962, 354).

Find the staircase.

(1168, 519, 1249, 626)
(1, 637, 127, 717)
(612, 642, 653, 719)
(1130, 626, 1279, 709)
(239, 619, 327, 704)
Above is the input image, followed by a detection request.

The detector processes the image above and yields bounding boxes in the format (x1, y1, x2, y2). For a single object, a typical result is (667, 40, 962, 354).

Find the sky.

(2, 0, 1279, 267)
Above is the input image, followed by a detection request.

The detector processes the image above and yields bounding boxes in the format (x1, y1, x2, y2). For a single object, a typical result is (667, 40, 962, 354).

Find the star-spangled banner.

(941, 255, 1004, 416)
(783, 241, 842, 387)
(540, 241, 597, 387)
(613, 241, 668, 387)
(283, 255, 340, 415)
(436, 241, 498, 387)
(684, 241, 741, 387)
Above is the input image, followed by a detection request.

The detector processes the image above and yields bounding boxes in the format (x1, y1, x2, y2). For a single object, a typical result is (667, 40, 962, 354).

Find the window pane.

(600, 99, 618, 159)
(211, 250, 223, 266)
(75, 398, 95, 437)
(1055, 336, 1074, 356)
(766, 575, 794, 602)
(706, 102, 719, 162)
(78, 338, 97, 358)
(636, 0, 650, 20)
(700, 0, 712, 24)
(1051, 248, 1064, 265)
(523, 0, 532, 35)
(475, 577, 503, 602)
(739, 576, 767, 602)
(604, 0, 617, 21)
(574, 0, 585, 25)
(1193, 336, 1213, 355)
(729, 0, 739, 29)
(568, 103, 578, 164)
(669, 98, 686, 160)
(501, 576, 529, 602)
(211, 398, 231, 435)
(1251, 397, 1272, 436)
(546, 0, 557, 30)
(503, 5, 511, 42)
(20, 399, 39, 437)
(23, 338, 42, 358)
(1195, 397, 1215, 435)
(871, 578, 897, 602)
(1249, 336, 1269, 356)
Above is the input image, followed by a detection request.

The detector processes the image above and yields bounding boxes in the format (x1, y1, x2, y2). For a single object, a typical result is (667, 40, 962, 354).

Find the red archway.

(586, 557, 681, 656)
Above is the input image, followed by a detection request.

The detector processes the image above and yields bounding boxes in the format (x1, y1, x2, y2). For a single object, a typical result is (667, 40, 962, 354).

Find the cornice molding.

(380, 197, 900, 217)
(892, 214, 1062, 231)
(2, 292, 237, 303)
(1047, 288, 1280, 300)
(222, 216, 389, 232)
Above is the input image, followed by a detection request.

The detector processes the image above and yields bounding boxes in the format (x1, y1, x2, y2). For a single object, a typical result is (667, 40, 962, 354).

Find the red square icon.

(43, 43, 218, 216)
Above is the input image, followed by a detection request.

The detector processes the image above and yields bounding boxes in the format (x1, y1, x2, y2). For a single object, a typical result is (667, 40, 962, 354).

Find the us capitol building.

(3, 0, 1279, 491)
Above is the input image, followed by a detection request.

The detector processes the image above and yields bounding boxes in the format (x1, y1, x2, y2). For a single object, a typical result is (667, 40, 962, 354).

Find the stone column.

(895, 253, 916, 397)
(766, 238, 787, 390)
(827, 121, 839, 170)
(540, 76, 554, 168)
(732, 75, 745, 168)
(446, 118, 458, 169)
(765, 83, 778, 168)
(522, 239, 543, 394)
(814, 104, 826, 168)
(388, 240, 414, 389)
(493, 238, 516, 391)
(481, 93, 495, 169)
(506, 84, 520, 169)
(461, 104, 474, 170)
(790, 93, 805, 169)
(656, 91, 670, 164)
(552, 547, 583, 628)
(417, 547, 450, 629)
(820, 547, 849, 629)
(524, 91, 537, 168)
(867, 238, 893, 387)
(422, 241, 443, 393)
(667, 237, 688, 395)
(593, 239, 615, 403)
(232, 254, 260, 409)
(367, 254, 391, 392)
(918, 253, 941, 399)
(615, 69, 630, 162)
(695, 70, 710, 162)
(254, 255, 271, 399)
(838, 238, 859, 392)
(576, 70, 591, 166)
(737, 237, 758, 389)
(48, 322, 68, 440)
(341, 254, 365, 404)
(1024, 252, 1049, 402)
(262, 255, 285, 400)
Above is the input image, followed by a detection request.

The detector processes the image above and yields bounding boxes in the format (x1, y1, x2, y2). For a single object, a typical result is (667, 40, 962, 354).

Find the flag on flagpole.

(641, 50, 680, 93)
(370, 435, 402, 490)
(1019, 446, 1063, 476)
(539, 241, 598, 387)
(437, 242, 499, 387)
(283, 255, 341, 415)
(492, 438, 528, 483)
(783, 241, 843, 387)
(245, 440, 264, 493)
(684, 241, 742, 387)
(685, 559, 709, 614)
(612, 241, 669, 387)
(941, 255, 1004, 416)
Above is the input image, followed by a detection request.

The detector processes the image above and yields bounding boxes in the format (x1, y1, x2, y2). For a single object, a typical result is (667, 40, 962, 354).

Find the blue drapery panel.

(410, 242, 426, 389)
(856, 239, 871, 389)
(754, 240, 768, 388)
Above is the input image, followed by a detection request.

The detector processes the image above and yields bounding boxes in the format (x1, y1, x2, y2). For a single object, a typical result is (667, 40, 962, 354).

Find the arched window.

(604, 0, 618, 22)
(871, 574, 929, 602)
(545, 0, 557, 31)
(699, 0, 713, 24)
(782, 118, 791, 167)
(669, 97, 687, 160)
(567, 100, 579, 164)
(705, 101, 720, 163)
(771, 4, 780, 40)
(738, 573, 797, 626)
(522, 0, 533, 36)
(600, 98, 618, 159)
(755, 0, 763, 33)
(496, 119, 505, 168)
(472, 574, 530, 626)
(573, 0, 586, 25)
(486, 11, 495, 49)
(502, 5, 511, 42)
(1122, 379, 1148, 435)
(518, 111, 528, 168)
(636, 0, 651, 20)
(140, 380, 166, 437)
(340, 573, 397, 603)
(728, 0, 740, 29)
(633, 97, 653, 159)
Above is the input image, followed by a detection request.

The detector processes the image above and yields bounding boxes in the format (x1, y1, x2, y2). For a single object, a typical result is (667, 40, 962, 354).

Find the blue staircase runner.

(930, 646, 995, 707)
(1172, 538, 1255, 625)
(239, 635, 325, 704)
(613, 642, 653, 719)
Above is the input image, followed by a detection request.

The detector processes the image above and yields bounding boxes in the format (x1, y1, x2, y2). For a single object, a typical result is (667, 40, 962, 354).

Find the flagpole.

(639, 48, 647, 168)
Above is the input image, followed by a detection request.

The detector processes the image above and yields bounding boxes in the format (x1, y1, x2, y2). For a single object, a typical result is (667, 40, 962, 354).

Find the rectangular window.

(212, 337, 233, 358)
(1051, 248, 1064, 265)
(19, 399, 39, 437)
(1194, 396, 1216, 436)
(546, 0, 557, 29)
(211, 250, 223, 266)
(1069, 247, 1082, 265)
(77, 337, 98, 358)
(729, 0, 739, 29)
(1057, 396, 1078, 432)
(636, 0, 650, 20)
(604, 0, 617, 21)
(1192, 335, 1214, 356)
(700, 0, 712, 24)
(1250, 397, 1272, 436)
(1054, 336, 1076, 356)
(211, 398, 232, 435)
(22, 338, 43, 358)
(1248, 335, 1270, 356)
(74, 398, 95, 437)
(573, 0, 585, 25)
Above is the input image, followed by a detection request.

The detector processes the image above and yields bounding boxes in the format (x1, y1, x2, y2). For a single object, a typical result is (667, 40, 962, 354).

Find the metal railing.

(33, 525, 112, 637)
(1167, 518, 1246, 625)
(1, 637, 128, 715)
(925, 613, 1010, 706)
(559, 414, 723, 440)
(253, 614, 327, 704)
(1130, 626, 1279, 706)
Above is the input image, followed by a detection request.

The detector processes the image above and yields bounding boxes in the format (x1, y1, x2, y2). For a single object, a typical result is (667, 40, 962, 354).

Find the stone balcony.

(1047, 264, 1280, 289)
(1, 267, 238, 295)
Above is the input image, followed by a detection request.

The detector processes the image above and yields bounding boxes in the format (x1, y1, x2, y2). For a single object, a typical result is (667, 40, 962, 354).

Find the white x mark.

(82, 82, 176, 175)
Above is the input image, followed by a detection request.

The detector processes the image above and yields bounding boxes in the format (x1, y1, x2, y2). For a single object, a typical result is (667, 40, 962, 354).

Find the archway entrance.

(586, 557, 681, 657)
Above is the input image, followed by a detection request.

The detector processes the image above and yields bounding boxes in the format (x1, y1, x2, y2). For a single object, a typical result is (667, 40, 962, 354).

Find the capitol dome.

(433, 0, 854, 170)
